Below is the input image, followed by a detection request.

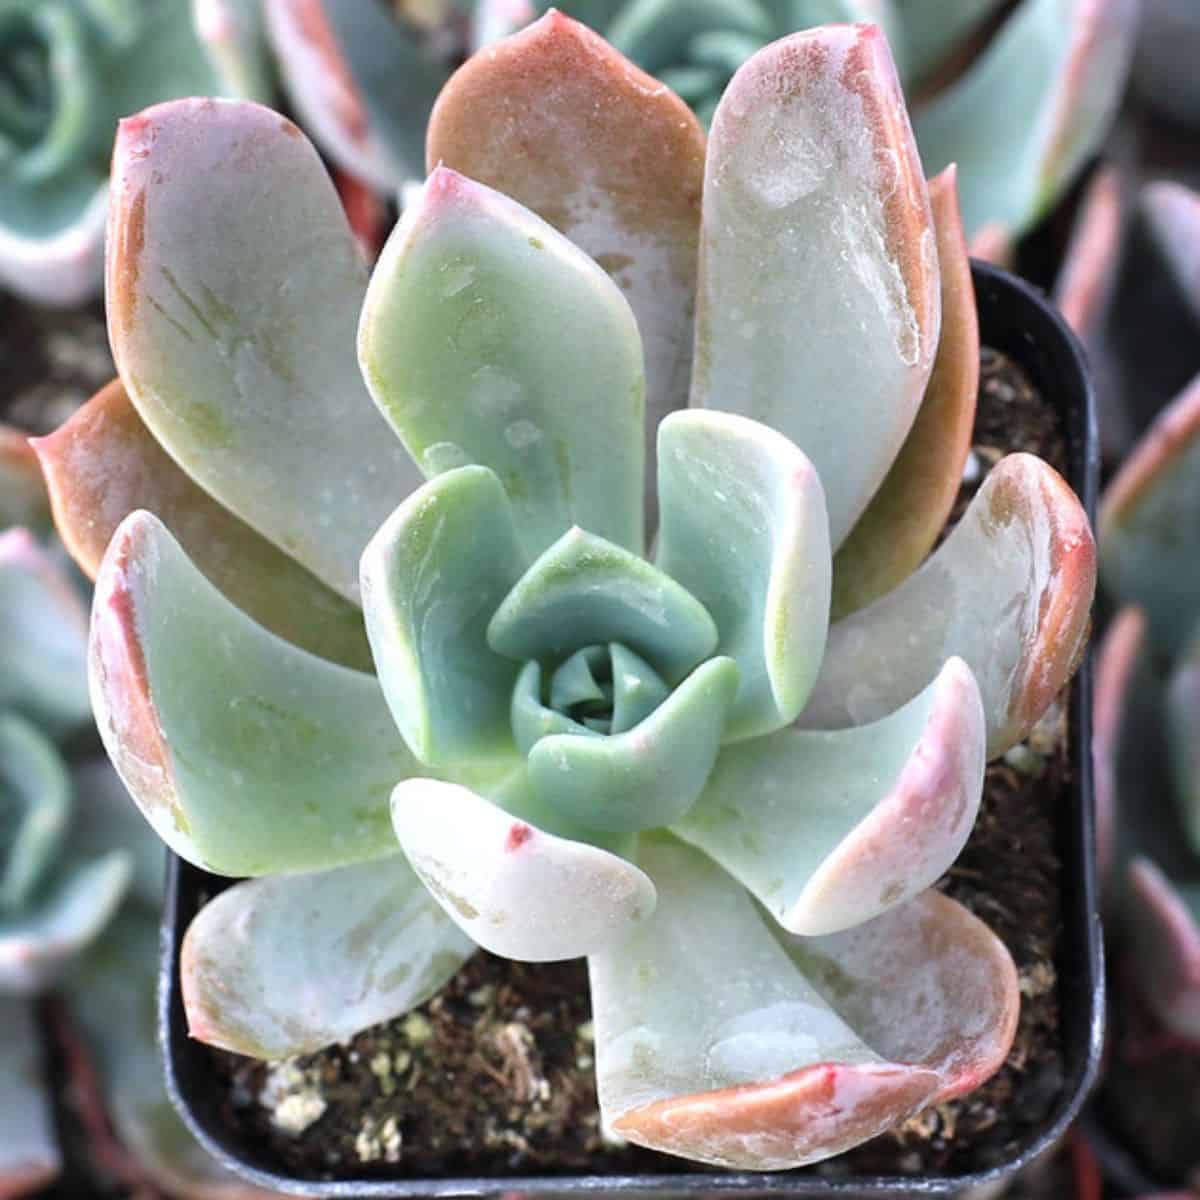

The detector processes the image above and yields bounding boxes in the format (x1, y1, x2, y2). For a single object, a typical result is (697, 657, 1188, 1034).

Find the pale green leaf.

(360, 166, 645, 559)
(360, 466, 527, 766)
(656, 410, 830, 740)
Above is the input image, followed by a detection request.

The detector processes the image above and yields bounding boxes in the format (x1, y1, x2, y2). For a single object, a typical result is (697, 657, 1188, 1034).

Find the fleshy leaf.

(802, 454, 1096, 757)
(656, 409, 830, 740)
(1100, 375, 1200, 660)
(89, 512, 462, 877)
(0, 853, 130, 992)
(391, 779, 656, 961)
(609, 643, 672, 733)
(0, 528, 90, 737)
(107, 97, 421, 602)
(692, 22, 940, 549)
(779, 888, 1020, 1104)
(360, 466, 527, 766)
(428, 11, 705, 527)
(182, 856, 475, 1058)
(588, 835, 941, 1170)
(911, 0, 1138, 239)
(0, 424, 49, 531)
(831, 165, 978, 618)
(527, 657, 740, 833)
(488, 527, 718, 683)
(360, 166, 645, 559)
(0, 996, 58, 1196)
(1125, 857, 1200, 1042)
(511, 660, 599, 754)
(676, 658, 984, 935)
(33, 379, 373, 670)
(262, 0, 408, 193)
(0, 715, 70, 912)
(64, 906, 276, 1199)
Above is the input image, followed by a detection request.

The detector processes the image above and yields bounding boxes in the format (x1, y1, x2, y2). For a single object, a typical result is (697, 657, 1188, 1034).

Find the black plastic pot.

(160, 260, 1103, 1198)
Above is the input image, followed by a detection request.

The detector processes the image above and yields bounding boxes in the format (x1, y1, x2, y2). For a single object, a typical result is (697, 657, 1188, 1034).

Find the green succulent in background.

(266, 0, 1136, 251)
(0, 0, 269, 306)
(1095, 376, 1200, 1046)
(43, 14, 1097, 1171)
(0, 430, 270, 1198)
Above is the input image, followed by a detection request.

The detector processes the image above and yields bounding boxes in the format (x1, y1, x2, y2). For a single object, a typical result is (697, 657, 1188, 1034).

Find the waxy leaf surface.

(831, 166, 978, 618)
(392, 779, 655, 961)
(89, 512, 451, 877)
(527, 657, 740, 832)
(428, 11, 705, 526)
(803, 454, 1095, 757)
(779, 887, 1020, 1103)
(489, 526, 718, 684)
(361, 466, 527, 766)
(183, 856, 475, 1058)
(33, 379, 373, 670)
(657, 409, 830, 740)
(588, 835, 940, 1169)
(692, 23, 939, 549)
(676, 658, 984, 935)
(361, 167, 645, 560)
(107, 98, 421, 601)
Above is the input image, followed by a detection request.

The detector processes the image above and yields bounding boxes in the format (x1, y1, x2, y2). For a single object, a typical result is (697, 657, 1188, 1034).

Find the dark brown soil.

(202, 348, 1073, 1185)
(0, 295, 112, 435)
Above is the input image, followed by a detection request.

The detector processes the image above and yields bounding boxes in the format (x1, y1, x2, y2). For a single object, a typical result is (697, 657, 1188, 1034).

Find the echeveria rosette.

(0, 0, 268, 306)
(47, 16, 1096, 1170)
(1095, 379, 1200, 1043)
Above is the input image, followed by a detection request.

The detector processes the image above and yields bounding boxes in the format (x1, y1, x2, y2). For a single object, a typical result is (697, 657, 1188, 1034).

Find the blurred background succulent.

(41, 13, 1096, 1171)
(267, 0, 1137, 256)
(0, 431, 270, 1197)
(1129, 0, 1200, 133)
(1053, 160, 1200, 465)
(0, 0, 270, 306)
(1092, 377, 1200, 1189)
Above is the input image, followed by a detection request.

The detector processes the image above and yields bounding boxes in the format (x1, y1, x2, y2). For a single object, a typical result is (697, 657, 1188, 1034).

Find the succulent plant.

(1056, 168, 1200, 462)
(1096, 376, 1200, 1045)
(39, 15, 1096, 1170)
(0, 0, 269, 306)
(268, 0, 1136, 254)
(0, 430, 267, 1197)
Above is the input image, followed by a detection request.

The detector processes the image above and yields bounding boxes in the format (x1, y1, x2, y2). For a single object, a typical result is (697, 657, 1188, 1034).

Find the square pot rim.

(158, 258, 1105, 1198)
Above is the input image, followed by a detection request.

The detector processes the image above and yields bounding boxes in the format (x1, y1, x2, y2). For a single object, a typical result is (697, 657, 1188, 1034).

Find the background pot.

(158, 260, 1103, 1198)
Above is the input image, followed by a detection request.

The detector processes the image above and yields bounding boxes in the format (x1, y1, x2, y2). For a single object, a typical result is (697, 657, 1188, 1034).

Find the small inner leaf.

(489, 526, 718, 684)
